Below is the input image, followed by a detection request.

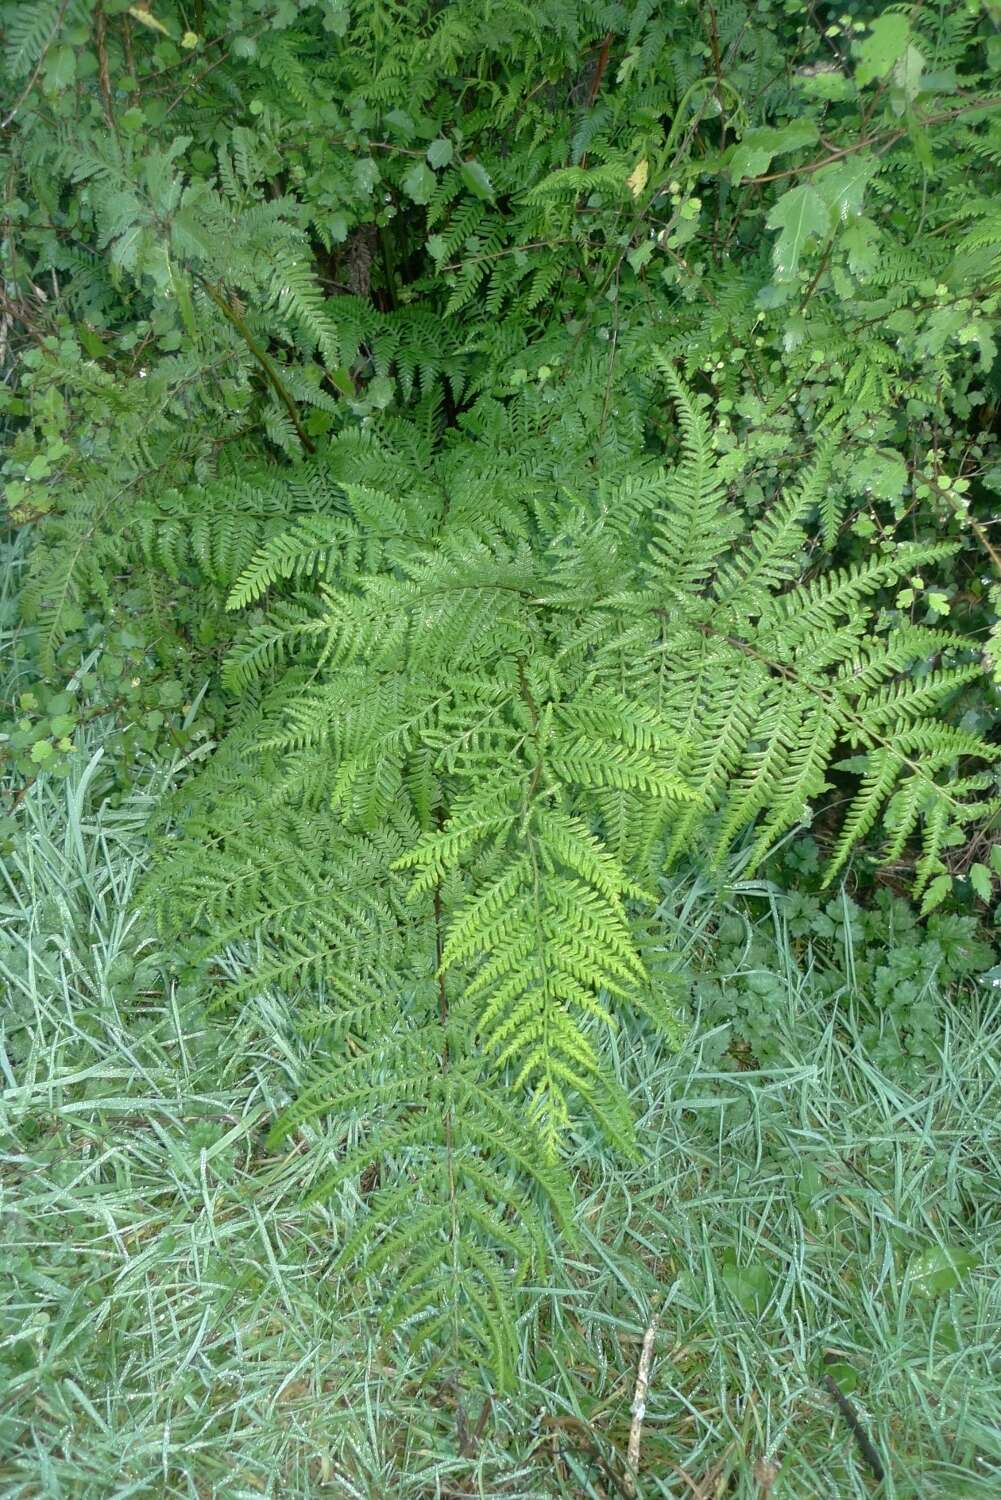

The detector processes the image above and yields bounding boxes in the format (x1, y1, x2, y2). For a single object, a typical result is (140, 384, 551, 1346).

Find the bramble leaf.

(766, 184, 829, 282)
(856, 14, 909, 87)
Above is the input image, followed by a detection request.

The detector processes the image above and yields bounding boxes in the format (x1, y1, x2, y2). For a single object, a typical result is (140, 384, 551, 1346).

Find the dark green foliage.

(3, 0, 1001, 1386)
(695, 870, 996, 1085)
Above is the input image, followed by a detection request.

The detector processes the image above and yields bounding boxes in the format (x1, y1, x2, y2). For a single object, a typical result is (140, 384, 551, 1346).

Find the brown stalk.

(94, 4, 117, 135)
(585, 32, 614, 108)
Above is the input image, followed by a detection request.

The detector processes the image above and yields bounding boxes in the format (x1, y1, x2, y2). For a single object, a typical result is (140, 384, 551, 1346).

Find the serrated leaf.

(920, 872, 952, 915)
(893, 44, 925, 107)
(850, 448, 907, 501)
(427, 138, 453, 169)
(385, 109, 415, 141)
(368, 375, 395, 408)
(329, 365, 355, 398)
(354, 158, 380, 195)
(626, 158, 649, 196)
(908, 122, 934, 170)
(322, 1, 350, 36)
(841, 216, 879, 277)
(44, 44, 76, 90)
(856, 14, 909, 87)
(170, 267, 197, 339)
(728, 121, 819, 182)
(459, 159, 495, 202)
(969, 863, 993, 901)
(78, 324, 111, 360)
(815, 154, 876, 221)
(766, 184, 829, 283)
(627, 240, 654, 274)
(403, 161, 436, 205)
(722, 1257, 774, 1313)
(823, 1359, 858, 1395)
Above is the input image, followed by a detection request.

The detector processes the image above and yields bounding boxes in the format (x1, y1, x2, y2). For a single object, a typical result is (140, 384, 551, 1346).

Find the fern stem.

(378, 225, 398, 311)
(698, 621, 977, 819)
(199, 279, 317, 454)
(433, 812, 459, 1303)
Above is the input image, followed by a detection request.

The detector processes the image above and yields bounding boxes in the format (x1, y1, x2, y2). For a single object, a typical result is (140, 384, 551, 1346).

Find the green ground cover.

(3, 568, 998, 1496)
(3, 4, 1001, 1494)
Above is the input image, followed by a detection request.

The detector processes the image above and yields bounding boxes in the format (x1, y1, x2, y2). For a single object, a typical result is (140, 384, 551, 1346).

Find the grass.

(2, 548, 999, 1497)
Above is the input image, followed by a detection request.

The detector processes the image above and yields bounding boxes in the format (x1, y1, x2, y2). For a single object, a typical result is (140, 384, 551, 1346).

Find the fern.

(6, 0, 1000, 1395)
(140, 361, 996, 1382)
(4, 0, 62, 78)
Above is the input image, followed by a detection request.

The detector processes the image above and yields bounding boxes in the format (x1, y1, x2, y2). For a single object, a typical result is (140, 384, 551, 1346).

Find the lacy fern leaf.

(145, 362, 994, 1386)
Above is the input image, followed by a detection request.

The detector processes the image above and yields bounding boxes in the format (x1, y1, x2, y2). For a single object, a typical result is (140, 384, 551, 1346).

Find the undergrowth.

(2, 1, 1001, 1489)
(2, 629, 998, 1498)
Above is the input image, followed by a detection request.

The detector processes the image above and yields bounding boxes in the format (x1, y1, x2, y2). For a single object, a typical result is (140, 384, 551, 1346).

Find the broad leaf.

(893, 44, 926, 108)
(908, 1245, 978, 1298)
(766, 184, 829, 282)
(427, 138, 453, 169)
(856, 14, 909, 87)
(729, 121, 819, 182)
(459, 158, 495, 202)
(841, 216, 879, 277)
(815, 154, 876, 221)
(403, 161, 436, 205)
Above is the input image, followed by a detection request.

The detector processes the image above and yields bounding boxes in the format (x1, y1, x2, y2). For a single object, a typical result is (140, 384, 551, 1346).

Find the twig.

(747, 97, 1001, 185)
(705, 2, 725, 120)
(799, 231, 835, 312)
(671, 1447, 734, 1497)
(913, 470, 1001, 575)
(121, 11, 136, 106)
(624, 1316, 658, 1497)
(822, 1371, 885, 1483)
(538, 1415, 635, 1499)
(162, 21, 272, 120)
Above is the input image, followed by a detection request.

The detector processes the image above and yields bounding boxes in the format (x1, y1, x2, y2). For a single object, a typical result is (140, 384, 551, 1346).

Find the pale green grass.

(2, 543, 999, 1498)
(529, 917, 1001, 1499)
(0, 599, 550, 1497)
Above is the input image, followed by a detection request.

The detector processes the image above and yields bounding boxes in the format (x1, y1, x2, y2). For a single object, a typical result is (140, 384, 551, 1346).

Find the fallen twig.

(624, 1316, 658, 1497)
(823, 1370, 885, 1484)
